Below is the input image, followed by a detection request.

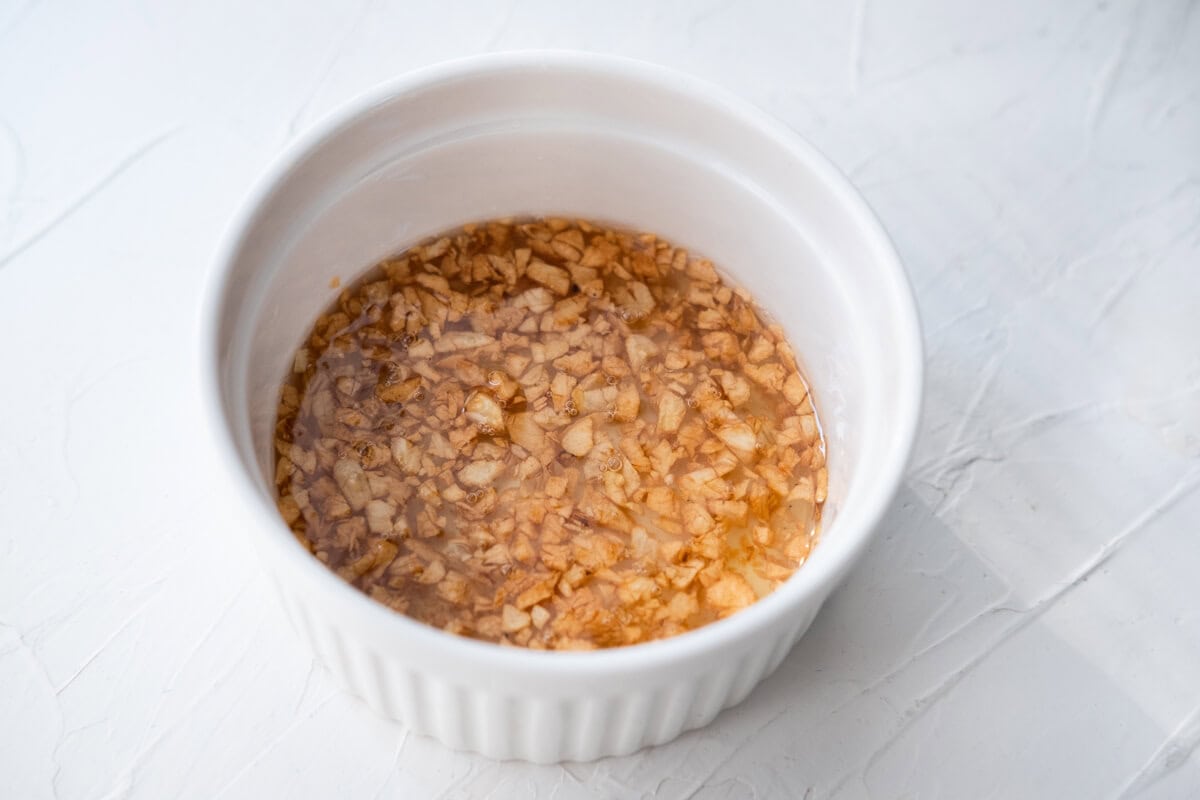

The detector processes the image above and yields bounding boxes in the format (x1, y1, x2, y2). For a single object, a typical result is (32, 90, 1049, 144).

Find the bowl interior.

(213, 55, 920, 636)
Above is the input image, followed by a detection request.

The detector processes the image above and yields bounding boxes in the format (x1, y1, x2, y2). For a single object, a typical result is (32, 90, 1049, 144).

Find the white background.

(2, 1, 1199, 797)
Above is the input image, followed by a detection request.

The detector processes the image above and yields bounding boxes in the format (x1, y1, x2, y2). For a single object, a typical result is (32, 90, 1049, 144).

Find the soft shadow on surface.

(402, 486, 1013, 799)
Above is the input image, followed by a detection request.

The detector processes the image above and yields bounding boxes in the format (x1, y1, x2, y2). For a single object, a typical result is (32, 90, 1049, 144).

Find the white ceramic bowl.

(201, 51, 922, 763)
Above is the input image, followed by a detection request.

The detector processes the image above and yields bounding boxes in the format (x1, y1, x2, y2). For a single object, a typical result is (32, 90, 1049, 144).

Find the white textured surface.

(1, 1, 1197, 796)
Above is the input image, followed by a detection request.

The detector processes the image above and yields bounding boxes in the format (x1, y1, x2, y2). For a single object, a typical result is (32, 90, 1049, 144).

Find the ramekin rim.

(198, 49, 924, 673)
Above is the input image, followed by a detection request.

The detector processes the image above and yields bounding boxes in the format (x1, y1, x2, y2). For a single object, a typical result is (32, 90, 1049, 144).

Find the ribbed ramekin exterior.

(273, 575, 818, 762)
(205, 53, 922, 764)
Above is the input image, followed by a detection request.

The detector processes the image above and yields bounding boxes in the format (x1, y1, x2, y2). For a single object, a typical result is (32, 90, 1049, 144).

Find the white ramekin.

(201, 51, 922, 763)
